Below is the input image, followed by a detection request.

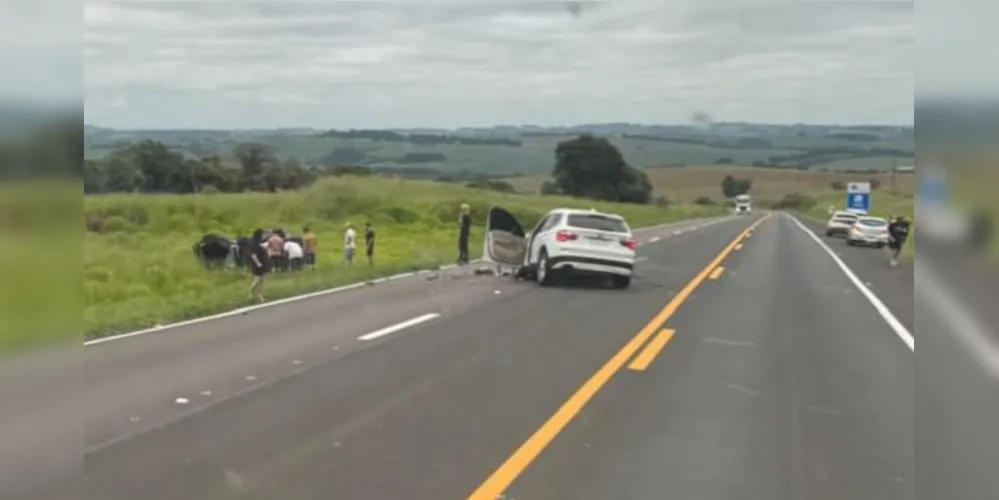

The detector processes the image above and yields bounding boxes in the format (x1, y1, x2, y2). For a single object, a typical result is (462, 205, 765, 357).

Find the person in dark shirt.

(364, 222, 375, 266)
(887, 216, 911, 267)
(248, 228, 269, 302)
(457, 203, 471, 265)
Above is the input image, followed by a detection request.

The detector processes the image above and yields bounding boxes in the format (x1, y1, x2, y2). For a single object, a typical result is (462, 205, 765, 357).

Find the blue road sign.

(918, 166, 947, 206)
(846, 182, 871, 213)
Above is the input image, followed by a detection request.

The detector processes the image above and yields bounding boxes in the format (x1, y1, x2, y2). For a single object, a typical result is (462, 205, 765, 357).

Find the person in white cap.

(343, 222, 357, 266)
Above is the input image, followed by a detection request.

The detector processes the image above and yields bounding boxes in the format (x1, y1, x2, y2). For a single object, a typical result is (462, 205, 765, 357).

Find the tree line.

(318, 129, 521, 146)
(83, 140, 318, 194)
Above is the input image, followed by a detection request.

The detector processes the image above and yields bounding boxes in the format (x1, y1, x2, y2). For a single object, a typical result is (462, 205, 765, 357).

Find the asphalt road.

(8, 213, 937, 499)
(799, 216, 999, 500)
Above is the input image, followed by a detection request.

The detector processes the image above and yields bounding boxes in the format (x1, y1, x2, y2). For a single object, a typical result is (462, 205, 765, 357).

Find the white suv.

(483, 207, 637, 289)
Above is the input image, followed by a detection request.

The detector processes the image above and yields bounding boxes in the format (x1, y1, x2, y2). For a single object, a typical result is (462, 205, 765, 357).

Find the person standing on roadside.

(887, 215, 911, 267)
(248, 229, 269, 303)
(343, 222, 357, 266)
(302, 226, 317, 270)
(364, 221, 375, 266)
(266, 229, 285, 272)
(457, 203, 471, 265)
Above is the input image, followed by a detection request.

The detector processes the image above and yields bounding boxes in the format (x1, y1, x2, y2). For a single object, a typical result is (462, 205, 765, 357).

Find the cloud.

(1, 0, 80, 104)
(84, 0, 914, 128)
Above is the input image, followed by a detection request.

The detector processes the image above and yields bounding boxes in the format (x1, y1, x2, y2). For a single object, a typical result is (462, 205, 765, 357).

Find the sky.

(81, 0, 919, 129)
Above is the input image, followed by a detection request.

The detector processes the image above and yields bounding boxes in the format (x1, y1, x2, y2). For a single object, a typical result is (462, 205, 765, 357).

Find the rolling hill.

(84, 123, 913, 178)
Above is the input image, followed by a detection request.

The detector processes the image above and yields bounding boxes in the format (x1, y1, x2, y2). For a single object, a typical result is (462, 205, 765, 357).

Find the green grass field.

(82, 176, 728, 340)
(1, 181, 81, 352)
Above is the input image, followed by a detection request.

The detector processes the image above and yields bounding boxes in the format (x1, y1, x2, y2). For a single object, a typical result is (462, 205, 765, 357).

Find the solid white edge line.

(83, 266, 464, 347)
(84, 216, 732, 347)
(357, 313, 442, 342)
(914, 261, 999, 378)
(786, 214, 914, 351)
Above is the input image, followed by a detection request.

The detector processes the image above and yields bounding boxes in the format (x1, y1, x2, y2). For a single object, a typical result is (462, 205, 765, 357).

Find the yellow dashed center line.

(627, 329, 676, 372)
(708, 266, 725, 280)
(466, 214, 770, 500)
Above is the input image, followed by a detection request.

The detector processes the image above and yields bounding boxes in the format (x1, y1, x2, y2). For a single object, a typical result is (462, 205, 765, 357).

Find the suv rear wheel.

(611, 275, 631, 289)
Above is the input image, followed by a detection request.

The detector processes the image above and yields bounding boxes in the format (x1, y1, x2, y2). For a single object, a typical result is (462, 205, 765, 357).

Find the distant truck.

(734, 194, 752, 215)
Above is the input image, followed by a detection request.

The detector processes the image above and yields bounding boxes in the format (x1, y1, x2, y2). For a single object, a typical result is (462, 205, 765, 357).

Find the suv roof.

(551, 207, 624, 220)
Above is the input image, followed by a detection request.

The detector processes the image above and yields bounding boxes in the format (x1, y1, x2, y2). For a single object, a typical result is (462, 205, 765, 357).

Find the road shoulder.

(793, 214, 913, 335)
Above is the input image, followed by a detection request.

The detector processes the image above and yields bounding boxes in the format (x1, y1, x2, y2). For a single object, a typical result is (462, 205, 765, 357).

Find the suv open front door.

(484, 206, 527, 266)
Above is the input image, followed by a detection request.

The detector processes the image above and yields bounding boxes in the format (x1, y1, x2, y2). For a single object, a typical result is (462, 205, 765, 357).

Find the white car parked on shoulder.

(845, 216, 890, 248)
(483, 207, 638, 289)
(825, 210, 860, 238)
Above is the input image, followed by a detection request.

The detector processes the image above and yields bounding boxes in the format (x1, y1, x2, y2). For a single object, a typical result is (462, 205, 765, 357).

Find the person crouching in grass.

(248, 228, 269, 303)
(284, 237, 304, 271)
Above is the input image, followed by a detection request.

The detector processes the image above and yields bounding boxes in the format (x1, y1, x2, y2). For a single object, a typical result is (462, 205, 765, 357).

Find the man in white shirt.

(284, 239, 304, 271)
(343, 223, 357, 265)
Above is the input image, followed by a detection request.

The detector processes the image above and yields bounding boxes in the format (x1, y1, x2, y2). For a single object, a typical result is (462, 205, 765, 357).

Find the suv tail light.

(555, 230, 578, 242)
(621, 239, 638, 251)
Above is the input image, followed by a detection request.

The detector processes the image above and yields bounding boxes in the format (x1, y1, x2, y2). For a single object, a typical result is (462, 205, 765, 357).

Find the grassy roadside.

(792, 190, 915, 260)
(0, 181, 81, 353)
(83, 176, 727, 341)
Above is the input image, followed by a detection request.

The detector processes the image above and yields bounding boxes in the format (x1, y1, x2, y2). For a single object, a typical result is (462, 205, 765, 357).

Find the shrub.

(694, 196, 715, 206)
(830, 181, 846, 191)
(774, 193, 817, 210)
(102, 215, 130, 233)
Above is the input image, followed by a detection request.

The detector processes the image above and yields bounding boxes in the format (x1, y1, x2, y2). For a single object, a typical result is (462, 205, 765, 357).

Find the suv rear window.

(858, 218, 887, 227)
(567, 214, 628, 233)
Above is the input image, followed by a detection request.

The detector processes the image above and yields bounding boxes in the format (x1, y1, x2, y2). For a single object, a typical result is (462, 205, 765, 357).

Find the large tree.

(234, 142, 278, 191)
(721, 174, 752, 198)
(551, 134, 652, 204)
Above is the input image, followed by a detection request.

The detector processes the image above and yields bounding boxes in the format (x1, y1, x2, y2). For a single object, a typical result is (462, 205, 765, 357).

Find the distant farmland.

(505, 166, 916, 203)
(85, 131, 911, 177)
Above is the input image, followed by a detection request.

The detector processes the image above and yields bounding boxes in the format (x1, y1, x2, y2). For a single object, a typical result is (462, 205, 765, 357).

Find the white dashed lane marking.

(357, 313, 442, 342)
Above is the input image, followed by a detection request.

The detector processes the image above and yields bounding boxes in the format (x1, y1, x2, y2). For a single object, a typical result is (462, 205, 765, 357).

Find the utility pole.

(890, 156, 897, 194)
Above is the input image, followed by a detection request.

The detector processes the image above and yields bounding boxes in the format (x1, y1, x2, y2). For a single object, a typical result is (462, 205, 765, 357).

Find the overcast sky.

(83, 0, 917, 129)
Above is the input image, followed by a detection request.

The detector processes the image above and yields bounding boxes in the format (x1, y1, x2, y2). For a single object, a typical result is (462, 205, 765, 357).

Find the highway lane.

(797, 217, 913, 334)
(80, 215, 730, 450)
(80, 215, 759, 500)
(800, 214, 999, 500)
(496, 214, 913, 500)
(3, 217, 730, 500)
(77, 212, 920, 500)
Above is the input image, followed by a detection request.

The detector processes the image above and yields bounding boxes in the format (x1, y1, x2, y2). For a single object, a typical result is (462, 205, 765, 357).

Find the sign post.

(846, 182, 871, 213)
